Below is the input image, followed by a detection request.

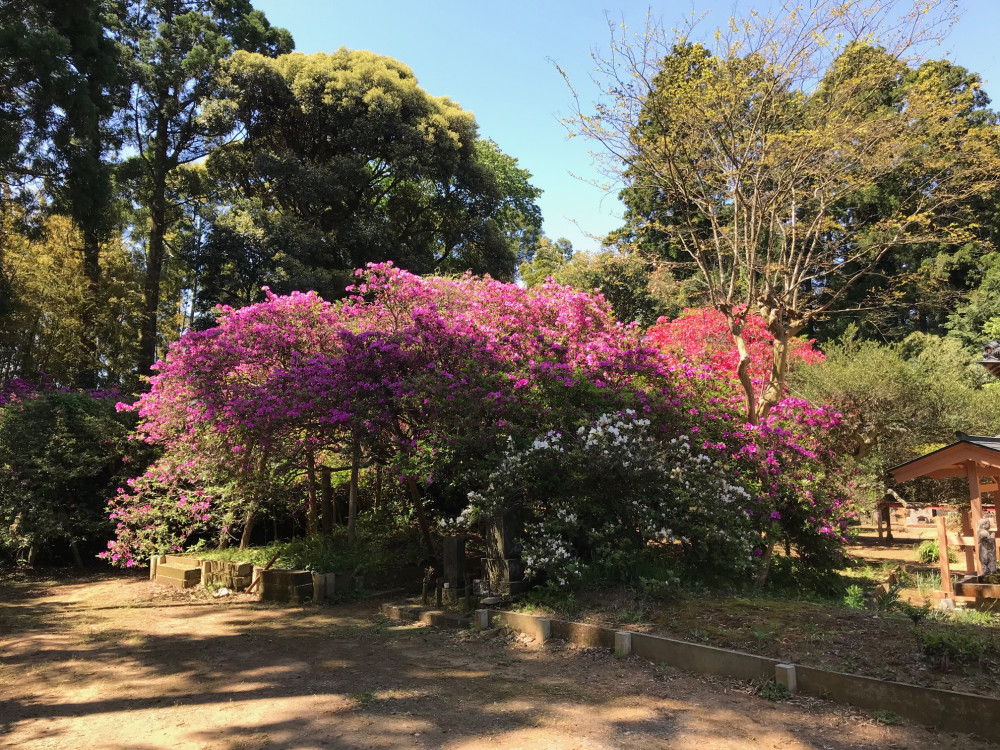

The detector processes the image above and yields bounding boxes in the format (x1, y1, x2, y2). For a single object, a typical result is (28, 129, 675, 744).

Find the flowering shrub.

(105, 264, 855, 592)
(458, 411, 759, 586)
(645, 307, 823, 390)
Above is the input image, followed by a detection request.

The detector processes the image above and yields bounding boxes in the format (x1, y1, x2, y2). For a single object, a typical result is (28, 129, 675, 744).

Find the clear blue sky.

(254, 1, 1000, 254)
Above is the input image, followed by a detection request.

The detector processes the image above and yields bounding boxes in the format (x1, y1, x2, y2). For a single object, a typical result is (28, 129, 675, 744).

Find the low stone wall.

(201, 560, 253, 591)
(255, 567, 313, 603)
(380, 602, 1000, 739)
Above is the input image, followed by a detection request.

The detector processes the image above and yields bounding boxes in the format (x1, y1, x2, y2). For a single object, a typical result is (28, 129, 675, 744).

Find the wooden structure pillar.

(965, 461, 984, 575)
(934, 516, 953, 595)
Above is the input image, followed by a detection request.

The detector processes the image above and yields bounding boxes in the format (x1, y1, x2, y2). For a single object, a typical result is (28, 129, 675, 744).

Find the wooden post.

(884, 504, 893, 541)
(876, 505, 884, 540)
(934, 516, 953, 596)
(961, 510, 976, 575)
(966, 461, 984, 574)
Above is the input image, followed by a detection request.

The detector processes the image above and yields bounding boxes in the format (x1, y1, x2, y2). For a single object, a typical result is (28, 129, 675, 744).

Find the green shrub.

(843, 584, 865, 610)
(914, 539, 956, 565)
(873, 709, 902, 726)
(0, 391, 144, 563)
(919, 628, 990, 666)
(759, 679, 790, 702)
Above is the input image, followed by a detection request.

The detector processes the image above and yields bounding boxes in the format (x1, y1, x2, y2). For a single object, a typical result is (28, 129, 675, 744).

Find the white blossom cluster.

(459, 411, 759, 587)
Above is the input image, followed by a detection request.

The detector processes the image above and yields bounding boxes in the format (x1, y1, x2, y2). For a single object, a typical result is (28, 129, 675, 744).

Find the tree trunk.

(217, 526, 230, 550)
(70, 540, 84, 568)
(239, 510, 255, 551)
(406, 476, 435, 556)
(725, 313, 758, 425)
(374, 465, 383, 510)
(77, 226, 101, 389)
(754, 530, 775, 588)
(27, 545, 37, 567)
(138, 111, 171, 376)
(306, 450, 319, 536)
(321, 466, 333, 534)
(757, 329, 789, 422)
(348, 439, 360, 541)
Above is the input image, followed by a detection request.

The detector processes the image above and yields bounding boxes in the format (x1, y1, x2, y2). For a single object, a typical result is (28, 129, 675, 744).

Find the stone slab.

(491, 610, 550, 642)
(155, 565, 202, 582)
(795, 665, 1000, 738)
(163, 555, 202, 568)
(630, 632, 778, 683)
(550, 620, 616, 649)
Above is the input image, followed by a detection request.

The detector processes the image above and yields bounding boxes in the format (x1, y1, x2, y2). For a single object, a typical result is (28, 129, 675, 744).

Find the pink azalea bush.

(104, 264, 854, 588)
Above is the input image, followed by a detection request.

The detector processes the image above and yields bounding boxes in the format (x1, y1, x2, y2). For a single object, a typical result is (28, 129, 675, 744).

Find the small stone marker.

(775, 663, 797, 693)
(978, 518, 997, 576)
(475, 609, 490, 630)
(615, 631, 632, 657)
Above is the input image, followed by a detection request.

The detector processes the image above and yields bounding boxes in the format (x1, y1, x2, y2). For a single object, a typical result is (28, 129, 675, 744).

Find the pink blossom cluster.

(106, 264, 854, 573)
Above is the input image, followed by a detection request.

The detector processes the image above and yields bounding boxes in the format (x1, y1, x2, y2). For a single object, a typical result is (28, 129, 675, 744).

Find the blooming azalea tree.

(105, 263, 854, 589)
(645, 308, 823, 397)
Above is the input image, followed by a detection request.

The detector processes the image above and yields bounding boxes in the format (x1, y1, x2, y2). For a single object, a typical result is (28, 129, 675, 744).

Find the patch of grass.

(873, 709, 902, 726)
(515, 586, 582, 619)
(919, 628, 990, 667)
(351, 691, 376, 705)
(914, 539, 956, 565)
(914, 571, 941, 598)
(758, 679, 790, 702)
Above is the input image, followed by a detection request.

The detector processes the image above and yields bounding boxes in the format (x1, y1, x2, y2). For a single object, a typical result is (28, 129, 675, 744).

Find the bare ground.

(0, 571, 995, 749)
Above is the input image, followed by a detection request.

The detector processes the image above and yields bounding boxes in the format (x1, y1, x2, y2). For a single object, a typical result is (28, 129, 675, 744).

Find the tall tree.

(121, 0, 292, 376)
(566, 0, 1000, 423)
(205, 49, 540, 298)
(1, 0, 128, 387)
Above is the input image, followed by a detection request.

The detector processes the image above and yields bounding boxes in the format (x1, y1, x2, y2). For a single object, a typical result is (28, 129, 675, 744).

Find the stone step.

(163, 554, 202, 568)
(155, 564, 202, 588)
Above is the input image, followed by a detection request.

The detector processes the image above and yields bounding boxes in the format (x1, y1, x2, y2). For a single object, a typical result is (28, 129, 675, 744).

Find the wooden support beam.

(961, 509, 977, 575)
(966, 461, 984, 575)
(935, 516, 953, 596)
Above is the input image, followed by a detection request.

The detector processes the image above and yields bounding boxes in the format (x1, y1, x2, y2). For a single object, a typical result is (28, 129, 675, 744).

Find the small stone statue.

(983, 340, 1000, 361)
(978, 517, 997, 576)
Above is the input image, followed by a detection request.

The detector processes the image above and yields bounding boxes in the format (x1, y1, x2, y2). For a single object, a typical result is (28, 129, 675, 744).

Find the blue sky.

(254, 1, 1000, 254)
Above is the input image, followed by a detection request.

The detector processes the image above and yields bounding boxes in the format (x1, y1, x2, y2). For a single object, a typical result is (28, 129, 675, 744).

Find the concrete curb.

(380, 602, 1000, 737)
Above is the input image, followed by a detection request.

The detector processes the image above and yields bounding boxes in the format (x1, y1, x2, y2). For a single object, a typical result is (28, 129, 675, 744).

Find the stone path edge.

(381, 603, 1000, 739)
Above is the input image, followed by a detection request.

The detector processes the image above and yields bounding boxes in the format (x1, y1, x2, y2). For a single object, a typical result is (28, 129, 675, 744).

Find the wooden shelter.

(889, 432, 1000, 597)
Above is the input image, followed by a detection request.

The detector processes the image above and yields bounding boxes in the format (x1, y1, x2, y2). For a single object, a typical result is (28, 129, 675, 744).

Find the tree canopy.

(566, 0, 1000, 422)
(204, 49, 540, 300)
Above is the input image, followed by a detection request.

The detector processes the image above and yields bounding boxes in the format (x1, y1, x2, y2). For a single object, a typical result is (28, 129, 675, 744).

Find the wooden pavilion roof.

(889, 432, 1000, 483)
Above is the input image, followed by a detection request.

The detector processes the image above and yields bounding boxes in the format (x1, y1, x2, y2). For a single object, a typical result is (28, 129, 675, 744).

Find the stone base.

(202, 560, 254, 591)
(473, 578, 526, 598)
(155, 564, 202, 588)
(256, 568, 313, 603)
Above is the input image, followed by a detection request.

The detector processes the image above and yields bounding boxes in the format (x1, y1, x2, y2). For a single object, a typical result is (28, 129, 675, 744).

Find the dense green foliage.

(790, 330, 1000, 508)
(0, 390, 143, 563)
(0, 3, 541, 385)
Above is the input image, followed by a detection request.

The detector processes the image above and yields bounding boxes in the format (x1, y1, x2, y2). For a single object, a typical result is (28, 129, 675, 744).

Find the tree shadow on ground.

(0, 572, 990, 749)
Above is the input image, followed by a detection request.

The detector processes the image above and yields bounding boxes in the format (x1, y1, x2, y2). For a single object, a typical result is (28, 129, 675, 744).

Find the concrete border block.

(631, 632, 778, 682)
(495, 611, 550, 642)
(550, 619, 616, 649)
(615, 631, 633, 657)
(775, 663, 797, 693)
(796, 664, 1000, 737)
(312, 573, 326, 603)
(475, 609, 490, 630)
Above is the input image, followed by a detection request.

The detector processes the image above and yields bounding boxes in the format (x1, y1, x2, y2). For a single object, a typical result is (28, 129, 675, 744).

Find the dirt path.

(0, 572, 993, 749)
